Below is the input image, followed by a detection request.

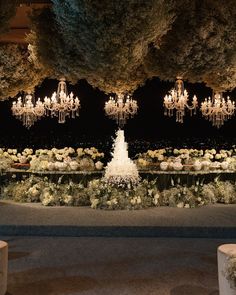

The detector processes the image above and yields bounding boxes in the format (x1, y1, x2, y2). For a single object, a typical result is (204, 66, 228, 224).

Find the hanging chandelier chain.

(200, 92, 235, 128)
(43, 78, 80, 124)
(163, 78, 198, 123)
(11, 92, 45, 129)
(104, 93, 138, 127)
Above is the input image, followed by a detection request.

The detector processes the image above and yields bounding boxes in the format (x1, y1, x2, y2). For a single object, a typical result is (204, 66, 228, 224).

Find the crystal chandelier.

(200, 92, 235, 128)
(104, 93, 138, 127)
(44, 78, 80, 123)
(163, 77, 198, 123)
(12, 91, 45, 129)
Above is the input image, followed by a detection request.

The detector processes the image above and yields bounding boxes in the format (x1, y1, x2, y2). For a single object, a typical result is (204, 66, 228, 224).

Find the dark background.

(0, 77, 236, 156)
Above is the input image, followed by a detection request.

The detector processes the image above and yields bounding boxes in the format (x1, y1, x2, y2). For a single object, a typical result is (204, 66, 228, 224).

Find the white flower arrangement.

(2, 146, 236, 173)
(215, 180, 236, 204)
(2, 175, 88, 206)
(88, 178, 160, 210)
(136, 148, 236, 172)
(27, 147, 104, 172)
(0, 146, 105, 172)
(2, 175, 236, 209)
(224, 255, 236, 289)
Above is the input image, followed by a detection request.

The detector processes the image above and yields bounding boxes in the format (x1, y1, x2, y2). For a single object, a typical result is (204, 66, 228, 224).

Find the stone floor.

(1, 200, 236, 227)
(1, 236, 231, 295)
(1, 201, 236, 238)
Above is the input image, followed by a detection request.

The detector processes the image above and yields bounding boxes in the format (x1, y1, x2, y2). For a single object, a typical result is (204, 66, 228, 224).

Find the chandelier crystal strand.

(44, 78, 80, 124)
(200, 92, 235, 128)
(12, 92, 45, 129)
(104, 93, 138, 127)
(163, 77, 198, 123)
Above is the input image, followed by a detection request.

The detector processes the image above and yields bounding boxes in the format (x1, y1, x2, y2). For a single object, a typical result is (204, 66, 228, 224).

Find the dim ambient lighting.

(201, 92, 235, 128)
(11, 91, 45, 129)
(104, 93, 138, 127)
(163, 77, 198, 123)
(44, 78, 80, 124)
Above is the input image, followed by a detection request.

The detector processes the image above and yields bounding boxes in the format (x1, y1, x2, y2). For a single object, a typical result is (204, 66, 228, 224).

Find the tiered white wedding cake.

(104, 129, 140, 186)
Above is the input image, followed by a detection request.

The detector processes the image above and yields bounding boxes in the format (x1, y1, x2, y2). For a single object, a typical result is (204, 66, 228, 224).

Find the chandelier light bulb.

(44, 78, 80, 124)
(11, 91, 45, 129)
(104, 93, 138, 127)
(163, 77, 198, 123)
(200, 92, 235, 128)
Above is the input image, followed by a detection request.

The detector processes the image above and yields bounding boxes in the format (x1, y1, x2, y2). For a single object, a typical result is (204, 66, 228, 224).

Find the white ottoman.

(218, 244, 236, 295)
(0, 241, 8, 295)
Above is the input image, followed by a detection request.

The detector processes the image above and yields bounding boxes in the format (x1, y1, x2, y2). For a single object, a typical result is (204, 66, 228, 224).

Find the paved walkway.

(1, 201, 236, 237)
(2, 236, 224, 295)
(1, 200, 236, 227)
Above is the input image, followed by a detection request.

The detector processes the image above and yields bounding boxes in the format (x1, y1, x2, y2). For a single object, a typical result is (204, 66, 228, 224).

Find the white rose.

(95, 161, 103, 170)
(137, 196, 142, 204)
(91, 199, 99, 209)
(55, 154, 63, 161)
(221, 161, 229, 170)
(177, 202, 184, 208)
(68, 147, 75, 154)
(173, 149, 179, 155)
(158, 155, 164, 161)
(173, 162, 183, 171)
(19, 155, 27, 164)
(69, 161, 79, 171)
(193, 160, 202, 171)
(11, 155, 18, 162)
(64, 195, 73, 204)
(77, 148, 84, 157)
(215, 154, 221, 160)
(47, 162, 55, 171)
(42, 193, 54, 206)
(130, 198, 136, 205)
(39, 160, 49, 171)
(160, 162, 169, 171)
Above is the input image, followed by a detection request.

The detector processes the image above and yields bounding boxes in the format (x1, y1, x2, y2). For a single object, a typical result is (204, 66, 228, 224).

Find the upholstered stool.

(0, 241, 8, 295)
(218, 244, 236, 295)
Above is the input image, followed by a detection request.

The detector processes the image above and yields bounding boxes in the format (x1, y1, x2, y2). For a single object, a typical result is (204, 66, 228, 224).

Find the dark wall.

(0, 77, 235, 154)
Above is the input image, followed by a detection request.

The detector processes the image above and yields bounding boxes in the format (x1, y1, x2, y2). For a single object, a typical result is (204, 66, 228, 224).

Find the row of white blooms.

(136, 148, 236, 171)
(3, 176, 236, 209)
(0, 147, 104, 171)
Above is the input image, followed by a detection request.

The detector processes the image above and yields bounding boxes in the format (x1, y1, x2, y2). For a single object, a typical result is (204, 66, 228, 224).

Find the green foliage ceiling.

(0, 0, 236, 98)
(0, 44, 48, 100)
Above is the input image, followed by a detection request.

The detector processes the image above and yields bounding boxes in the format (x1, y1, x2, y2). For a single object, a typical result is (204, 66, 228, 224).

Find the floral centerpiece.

(0, 148, 34, 171)
(136, 148, 236, 172)
(2, 175, 90, 206)
(88, 178, 160, 210)
(0, 146, 104, 172)
(29, 147, 104, 172)
(2, 174, 236, 209)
